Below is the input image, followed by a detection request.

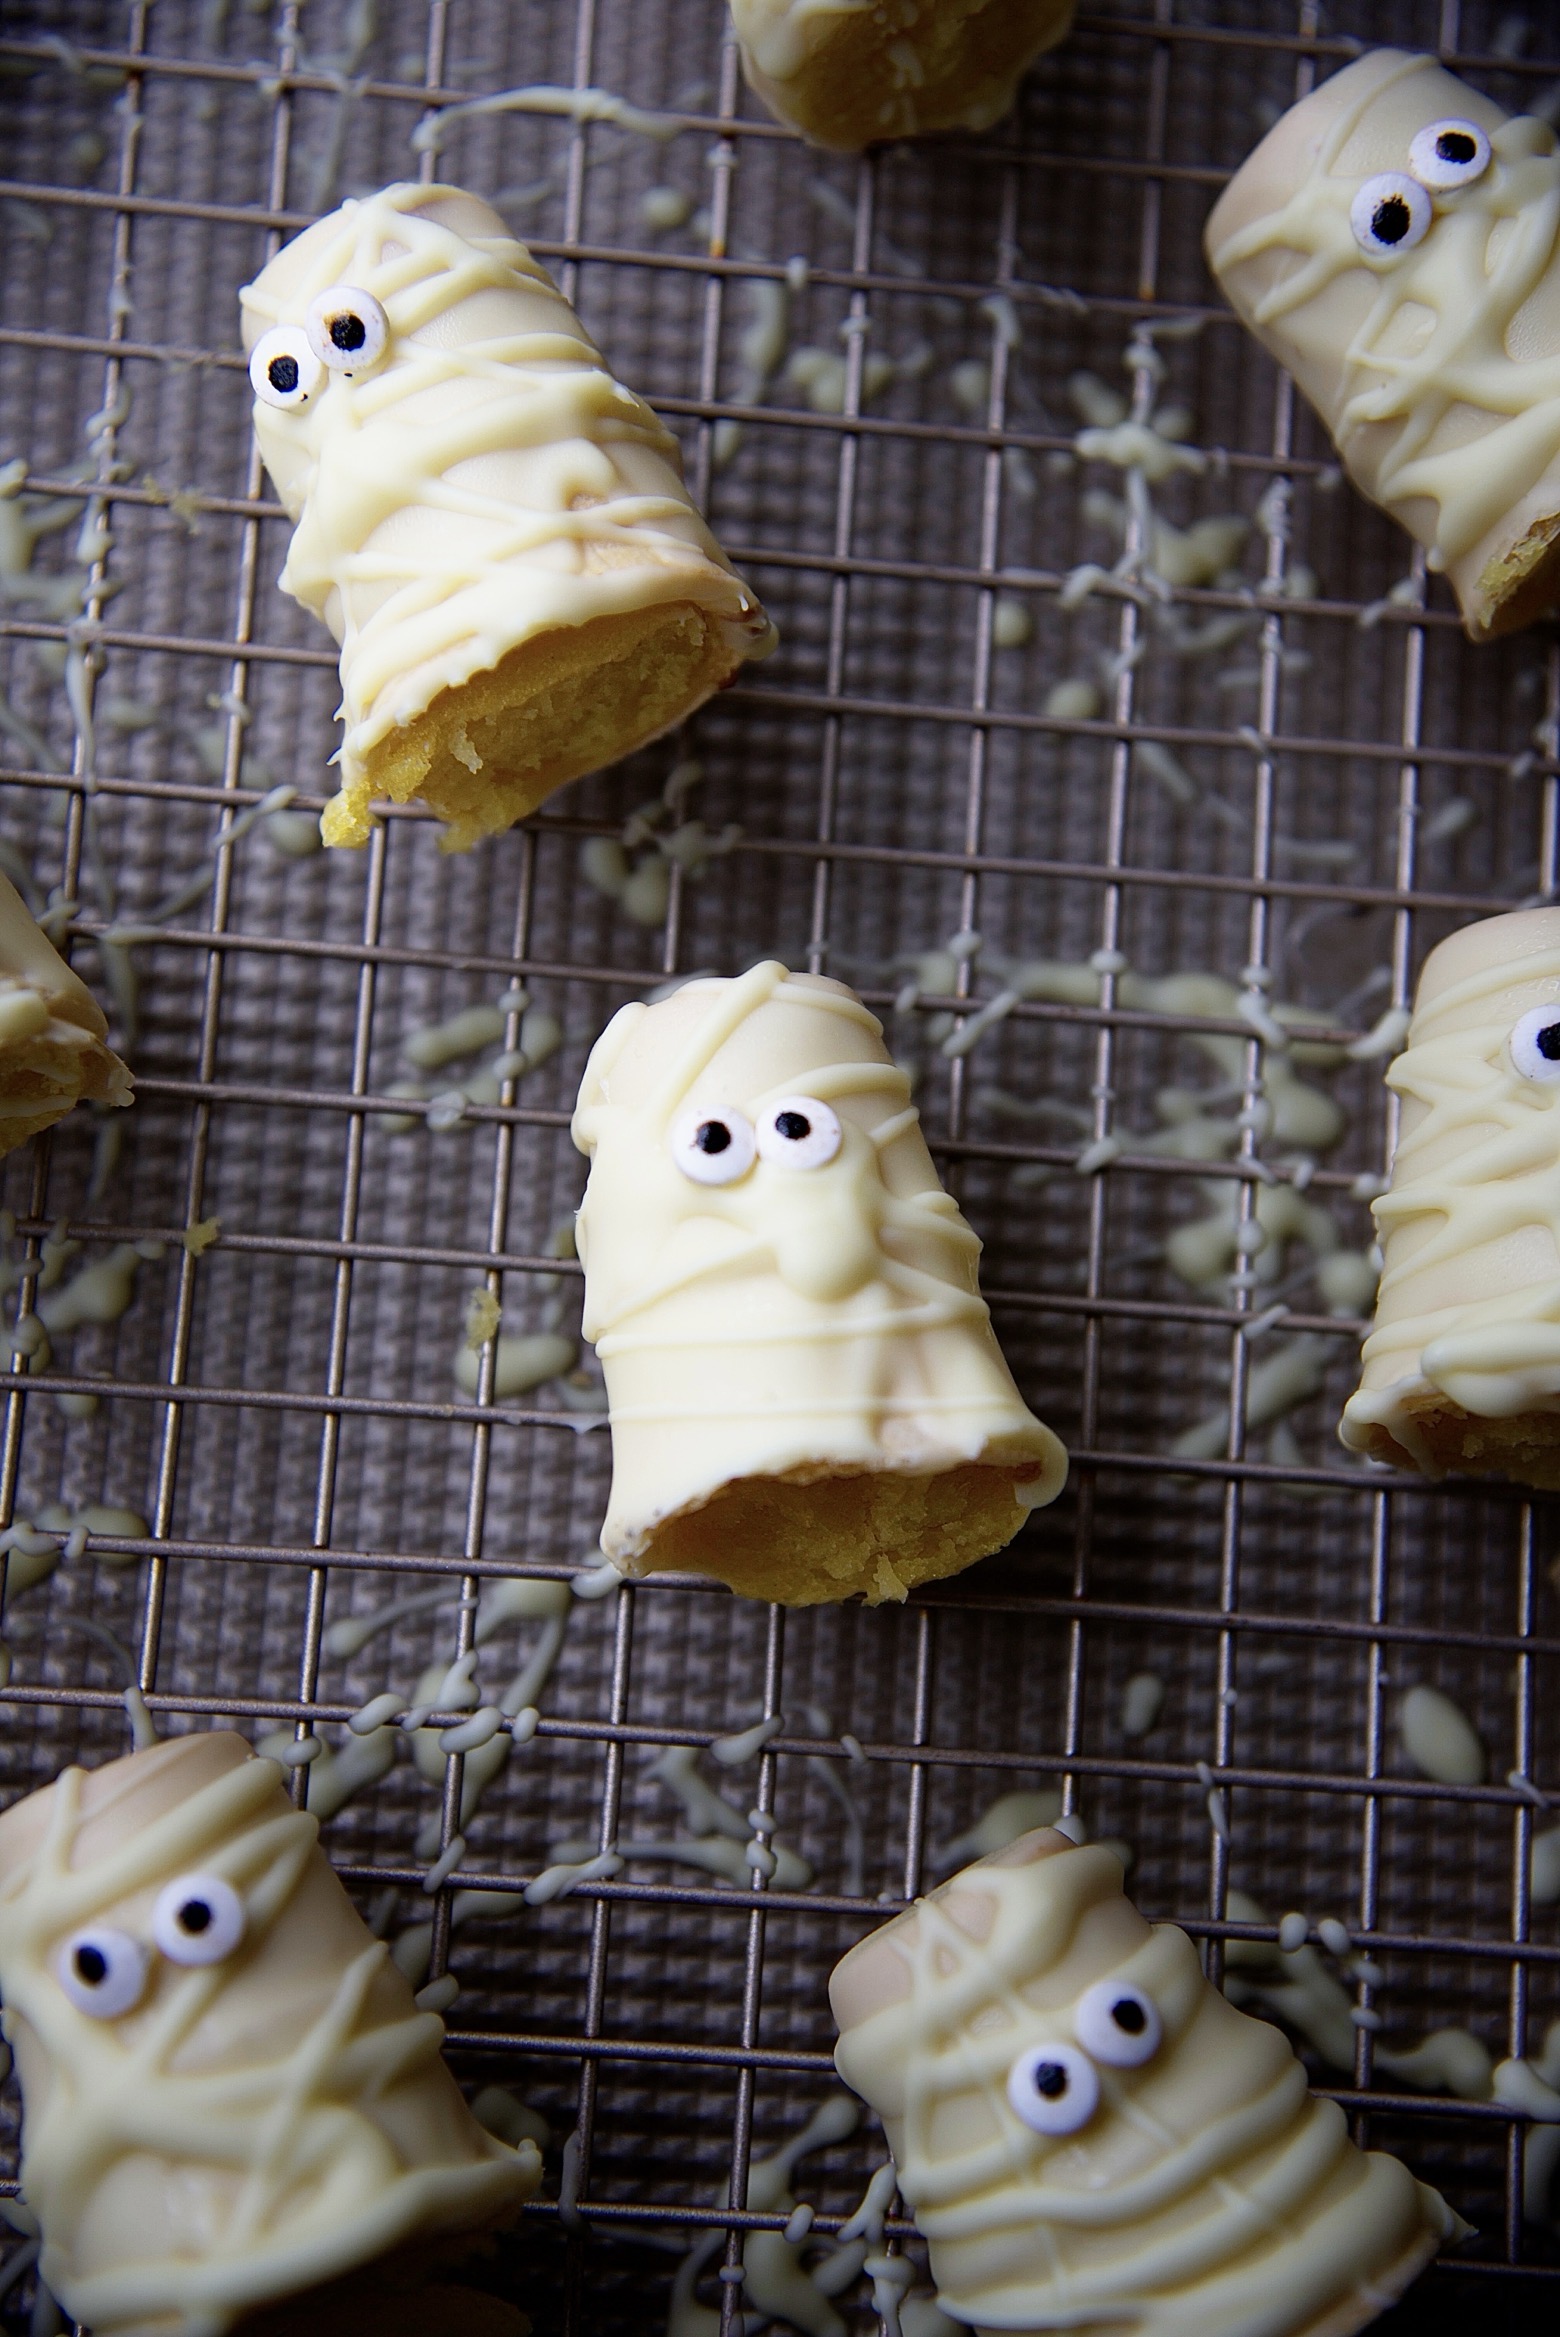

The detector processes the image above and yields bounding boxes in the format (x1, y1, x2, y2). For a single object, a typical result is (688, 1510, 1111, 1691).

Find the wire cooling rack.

(5, 0, 1560, 2329)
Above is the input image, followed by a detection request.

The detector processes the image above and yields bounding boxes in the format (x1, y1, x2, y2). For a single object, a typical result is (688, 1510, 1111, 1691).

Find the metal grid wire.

(4, 0, 1560, 2327)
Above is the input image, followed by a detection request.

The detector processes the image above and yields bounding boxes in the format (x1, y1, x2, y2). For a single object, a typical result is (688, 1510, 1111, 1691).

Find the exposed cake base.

(322, 600, 741, 852)
(0, 1027, 131, 1157)
(743, 0, 1074, 150)
(1470, 506, 1560, 641)
(636, 1458, 1048, 1606)
(1356, 1388, 1560, 1490)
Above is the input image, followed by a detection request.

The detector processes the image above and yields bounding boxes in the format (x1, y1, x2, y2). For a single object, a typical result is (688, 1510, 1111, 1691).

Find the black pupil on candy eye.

(329, 312, 366, 353)
(268, 354, 300, 394)
(1371, 195, 1413, 245)
(1111, 1997, 1147, 2033)
(775, 1111, 811, 1142)
(179, 1899, 213, 1934)
(1437, 130, 1476, 164)
(1537, 1024, 1560, 1063)
(694, 1121, 731, 1155)
(74, 1944, 107, 1986)
(1033, 2060, 1069, 2099)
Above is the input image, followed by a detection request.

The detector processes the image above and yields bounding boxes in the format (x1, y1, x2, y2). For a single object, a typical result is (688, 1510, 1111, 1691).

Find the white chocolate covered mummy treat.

(0, 1733, 537, 2337)
(731, 0, 1075, 152)
(240, 183, 774, 852)
(831, 1830, 1457, 2337)
(572, 961, 1065, 1605)
(1340, 907, 1560, 1487)
(1206, 51, 1560, 639)
(0, 868, 129, 1154)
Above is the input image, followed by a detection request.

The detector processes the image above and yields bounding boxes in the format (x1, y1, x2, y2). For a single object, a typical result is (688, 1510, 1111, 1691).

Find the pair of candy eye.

(1350, 119, 1492, 258)
(248, 285, 390, 411)
(1510, 1007, 1560, 1084)
(57, 1873, 246, 2018)
(670, 1096, 842, 1186)
(1005, 1980, 1162, 2138)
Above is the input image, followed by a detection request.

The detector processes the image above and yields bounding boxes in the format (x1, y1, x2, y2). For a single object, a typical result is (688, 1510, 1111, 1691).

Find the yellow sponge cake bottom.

(743, 0, 1076, 151)
(323, 601, 741, 852)
(641, 1459, 1047, 1607)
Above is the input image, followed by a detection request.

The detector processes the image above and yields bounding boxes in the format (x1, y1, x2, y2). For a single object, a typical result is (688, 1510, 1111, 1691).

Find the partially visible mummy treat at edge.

(0, 868, 130, 1155)
(1341, 907, 1560, 1489)
(831, 1830, 1459, 2337)
(571, 961, 1066, 1606)
(240, 182, 774, 852)
(1206, 50, 1560, 640)
(0, 1733, 537, 2337)
(731, 0, 1075, 152)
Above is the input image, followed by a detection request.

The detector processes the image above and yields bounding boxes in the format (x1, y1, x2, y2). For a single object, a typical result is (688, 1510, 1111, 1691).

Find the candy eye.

(755, 1096, 842, 1171)
(1350, 173, 1432, 258)
(249, 325, 325, 411)
(1074, 1977, 1162, 2068)
(1509, 1005, 1560, 1083)
(151, 1873, 246, 1967)
(305, 285, 389, 373)
(57, 1926, 148, 2019)
(1006, 2041, 1100, 2137)
(1408, 118, 1491, 191)
(670, 1106, 757, 1186)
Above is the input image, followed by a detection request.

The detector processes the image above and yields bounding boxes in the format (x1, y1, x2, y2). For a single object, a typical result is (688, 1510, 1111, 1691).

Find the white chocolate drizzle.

(831, 1834, 1455, 2333)
(572, 962, 1064, 1570)
(0, 1738, 533, 2336)
(1208, 52, 1560, 621)
(240, 183, 773, 844)
(666, 2094, 865, 2337)
(1342, 911, 1560, 1464)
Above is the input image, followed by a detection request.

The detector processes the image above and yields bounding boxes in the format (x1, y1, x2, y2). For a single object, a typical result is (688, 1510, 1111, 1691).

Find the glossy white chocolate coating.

(0, 1734, 535, 2336)
(0, 868, 130, 1151)
(731, 0, 1074, 150)
(240, 183, 773, 843)
(831, 1831, 1454, 2335)
(1206, 51, 1560, 636)
(571, 962, 1065, 1570)
(1342, 908, 1560, 1469)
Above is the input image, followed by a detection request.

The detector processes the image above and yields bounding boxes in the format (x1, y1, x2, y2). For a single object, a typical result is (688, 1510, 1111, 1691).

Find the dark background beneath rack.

(4, 0, 1560, 2329)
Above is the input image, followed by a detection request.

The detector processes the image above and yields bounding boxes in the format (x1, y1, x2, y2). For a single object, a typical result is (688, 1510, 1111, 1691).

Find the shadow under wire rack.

(3, 0, 1560, 2328)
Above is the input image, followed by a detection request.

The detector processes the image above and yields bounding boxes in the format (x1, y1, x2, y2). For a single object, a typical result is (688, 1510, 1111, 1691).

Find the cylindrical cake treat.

(831, 1829, 1457, 2336)
(240, 182, 775, 851)
(0, 868, 130, 1155)
(1341, 907, 1560, 1486)
(731, 0, 1075, 151)
(0, 1732, 537, 2337)
(571, 961, 1066, 1605)
(1205, 50, 1560, 640)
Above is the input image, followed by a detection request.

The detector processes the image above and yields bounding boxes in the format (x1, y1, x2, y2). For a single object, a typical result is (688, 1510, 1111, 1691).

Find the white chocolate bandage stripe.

(573, 964, 1064, 1564)
(242, 184, 771, 792)
(1210, 52, 1560, 576)
(832, 1839, 1450, 2333)
(0, 1747, 525, 2335)
(1343, 930, 1560, 1445)
(576, 964, 986, 1351)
